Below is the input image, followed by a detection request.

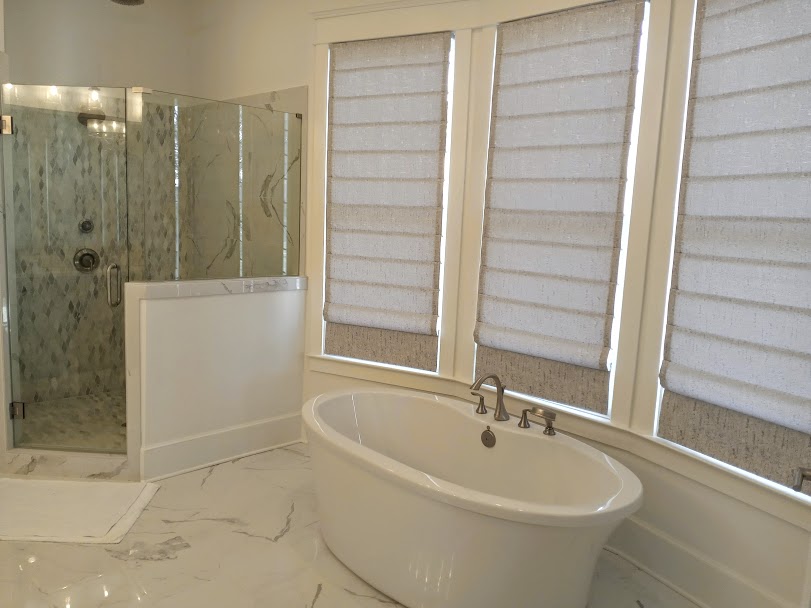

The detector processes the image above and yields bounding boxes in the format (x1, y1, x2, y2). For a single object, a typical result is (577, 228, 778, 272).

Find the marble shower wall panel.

(7, 105, 127, 403)
(242, 107, 301, 277)
(286, 115, 302, 275)
(182, 102, 240, 279)
(131, 93, 303, 281)
(231, 86, 307, 272)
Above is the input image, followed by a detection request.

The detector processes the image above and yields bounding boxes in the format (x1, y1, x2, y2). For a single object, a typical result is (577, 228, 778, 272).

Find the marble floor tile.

(0, 451, 129, 480)
(0, 442, 699, 608)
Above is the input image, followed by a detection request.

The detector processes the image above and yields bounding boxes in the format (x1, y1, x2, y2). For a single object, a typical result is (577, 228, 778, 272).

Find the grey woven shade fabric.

(475, 0, 645, 407)
(659, 391, 811, 497)
(323, 33, 450, 370)
(659, 0, 811, 435)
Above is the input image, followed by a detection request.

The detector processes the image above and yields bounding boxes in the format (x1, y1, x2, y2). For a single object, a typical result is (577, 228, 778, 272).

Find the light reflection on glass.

(238, 104, 245, 277)
(172, 102, 181, 279)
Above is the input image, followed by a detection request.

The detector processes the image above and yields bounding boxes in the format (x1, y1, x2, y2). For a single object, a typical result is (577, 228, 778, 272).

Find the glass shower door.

(2, 85, 128, 453)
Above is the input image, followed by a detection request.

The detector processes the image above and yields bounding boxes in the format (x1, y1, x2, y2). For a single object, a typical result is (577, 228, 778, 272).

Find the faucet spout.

(470, 373, 510, 422)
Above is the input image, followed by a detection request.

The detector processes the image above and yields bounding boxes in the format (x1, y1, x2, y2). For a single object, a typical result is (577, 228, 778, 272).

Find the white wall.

(0, 0, 5, 52)
(185, 0, 314, 100)
(4, 0, 315, 100)
(128, 282, 306, 480)
(4, 0, 196, 94)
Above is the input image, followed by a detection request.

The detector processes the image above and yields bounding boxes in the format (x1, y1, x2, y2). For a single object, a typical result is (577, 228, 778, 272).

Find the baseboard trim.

(141, 413, 302, 481)
(603, 542, 710, 608)
(608, 516, 797, 608)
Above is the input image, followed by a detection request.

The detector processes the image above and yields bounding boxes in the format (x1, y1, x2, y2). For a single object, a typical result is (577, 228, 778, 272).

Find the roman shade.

(324, 33, 451, 370)
(476, 0, 646, 412)
(658, 0, 811, 491)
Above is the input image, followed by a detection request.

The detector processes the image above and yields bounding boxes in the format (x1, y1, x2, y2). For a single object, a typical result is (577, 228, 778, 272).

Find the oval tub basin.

(302, 388, 643, 608)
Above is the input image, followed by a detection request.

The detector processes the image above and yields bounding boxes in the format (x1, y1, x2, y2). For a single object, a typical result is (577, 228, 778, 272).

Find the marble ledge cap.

(125, 276, 308, 299)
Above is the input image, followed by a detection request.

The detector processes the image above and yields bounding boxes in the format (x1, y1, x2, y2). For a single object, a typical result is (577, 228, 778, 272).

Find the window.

(312, 0, 811, 502)
(657, 0, 811, 490)
(323, 33, 452, 371)
(474, 0, 647, 413)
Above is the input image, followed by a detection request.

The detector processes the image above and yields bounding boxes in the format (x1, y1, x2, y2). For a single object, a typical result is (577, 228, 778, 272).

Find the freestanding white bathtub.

(302, 388, 643, 608)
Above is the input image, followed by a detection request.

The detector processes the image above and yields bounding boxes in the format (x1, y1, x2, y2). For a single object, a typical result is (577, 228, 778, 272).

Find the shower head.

(78, 112, 106, 127)
(111, 0, 144, 5)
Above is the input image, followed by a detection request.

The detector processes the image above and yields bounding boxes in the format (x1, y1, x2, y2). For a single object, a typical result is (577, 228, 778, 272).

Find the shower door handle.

(106, 263, 122, 308)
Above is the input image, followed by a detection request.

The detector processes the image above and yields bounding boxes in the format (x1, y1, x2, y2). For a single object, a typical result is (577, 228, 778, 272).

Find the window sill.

(306, 353, 811, 529)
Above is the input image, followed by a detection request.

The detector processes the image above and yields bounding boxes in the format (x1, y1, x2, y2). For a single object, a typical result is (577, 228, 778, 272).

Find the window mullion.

(624, 0, 698, 434)
(450, 26, 497, 383)
(611, 0, 681, 429)
(305, 43, 331, 359)
(437, 30, 473, 379)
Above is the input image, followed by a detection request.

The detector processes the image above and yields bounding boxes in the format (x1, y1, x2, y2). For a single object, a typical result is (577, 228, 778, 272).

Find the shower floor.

(14, 393, 126, 454)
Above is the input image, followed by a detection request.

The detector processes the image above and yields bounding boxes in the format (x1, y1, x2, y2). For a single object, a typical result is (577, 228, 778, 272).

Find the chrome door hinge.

(1, 115, 13, 135)
(9, 401, 24, 420)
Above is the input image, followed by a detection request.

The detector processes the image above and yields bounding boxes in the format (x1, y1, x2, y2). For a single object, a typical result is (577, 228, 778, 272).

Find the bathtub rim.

(302, 388, 643, 527)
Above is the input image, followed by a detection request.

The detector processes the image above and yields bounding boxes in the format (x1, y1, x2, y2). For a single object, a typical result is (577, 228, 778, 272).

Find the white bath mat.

(0, 478, 158, 543)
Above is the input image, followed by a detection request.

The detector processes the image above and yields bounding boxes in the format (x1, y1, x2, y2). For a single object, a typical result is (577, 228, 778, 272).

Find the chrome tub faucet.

(518, 407, 557, 436)
(470, 391, 488, 415)
(470, 373, 510, 422)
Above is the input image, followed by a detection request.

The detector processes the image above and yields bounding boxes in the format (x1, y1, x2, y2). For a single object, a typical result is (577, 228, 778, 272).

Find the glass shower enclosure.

(1, 84, 302, 454)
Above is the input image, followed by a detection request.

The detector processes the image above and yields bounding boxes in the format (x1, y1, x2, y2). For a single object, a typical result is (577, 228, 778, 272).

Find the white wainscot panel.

(127, 278, 306, 480)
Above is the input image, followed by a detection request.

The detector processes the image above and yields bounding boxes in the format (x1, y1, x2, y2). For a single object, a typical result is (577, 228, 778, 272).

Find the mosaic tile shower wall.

(5, 103, 127, 404)
(127, 100, 193, 281)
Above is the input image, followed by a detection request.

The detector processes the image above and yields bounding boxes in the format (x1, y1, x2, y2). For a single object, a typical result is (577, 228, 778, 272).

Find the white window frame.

(304, 0, 811, 528)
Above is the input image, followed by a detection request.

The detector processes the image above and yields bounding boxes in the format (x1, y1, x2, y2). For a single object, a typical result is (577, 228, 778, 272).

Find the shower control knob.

(73, 248, 100, 273)
(79, 219, 94, 233)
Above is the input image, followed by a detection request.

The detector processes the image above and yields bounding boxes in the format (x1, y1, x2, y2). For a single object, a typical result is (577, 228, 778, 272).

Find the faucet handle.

(471, 392, 487, 415)
(534, 407, 556, 422)
(518, 407, 557, 436)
